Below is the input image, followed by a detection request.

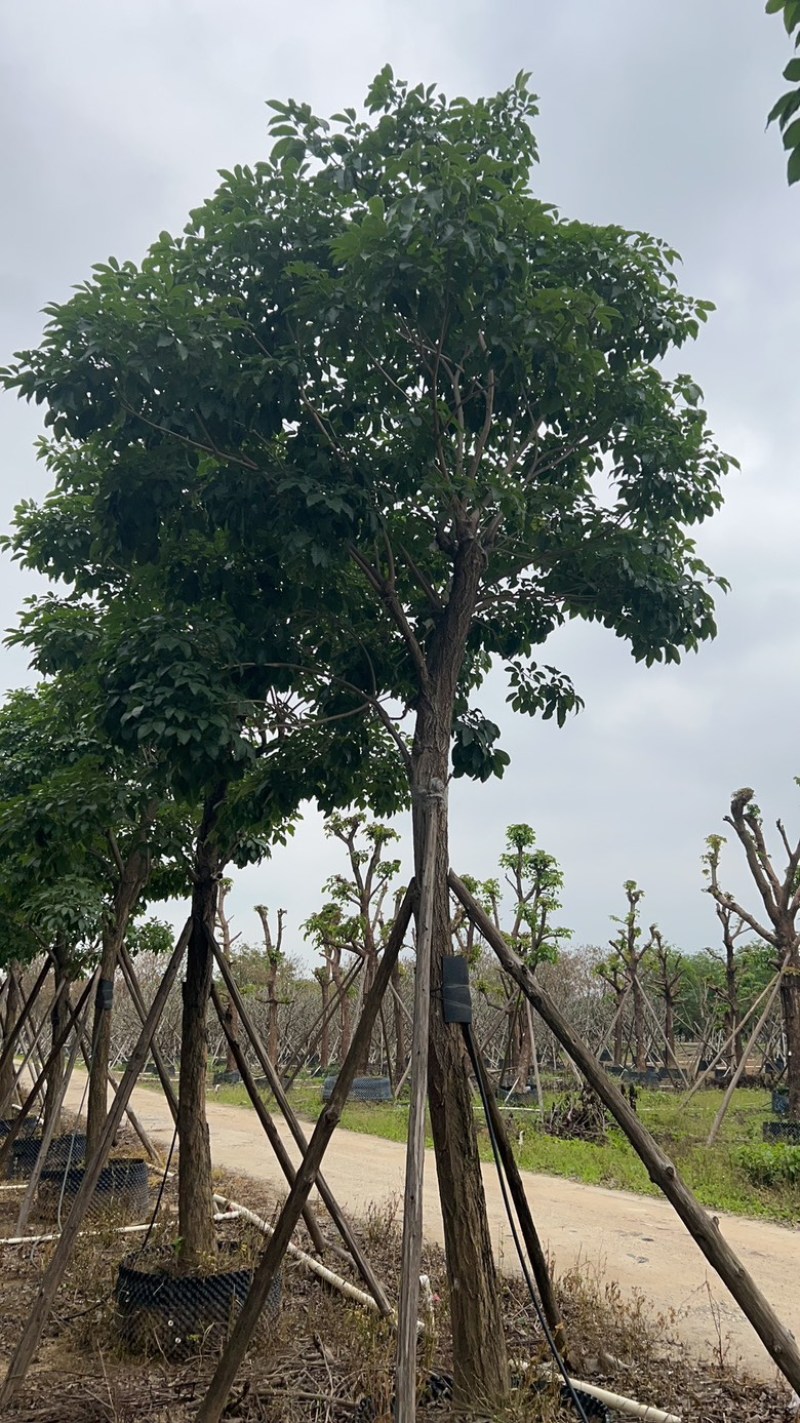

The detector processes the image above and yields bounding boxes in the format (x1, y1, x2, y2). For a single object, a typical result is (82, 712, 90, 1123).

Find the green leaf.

(788, 144, 800, 183)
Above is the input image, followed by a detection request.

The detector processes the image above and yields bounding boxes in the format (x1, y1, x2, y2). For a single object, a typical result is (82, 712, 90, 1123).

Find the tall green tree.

(2, 71, 732, 1396)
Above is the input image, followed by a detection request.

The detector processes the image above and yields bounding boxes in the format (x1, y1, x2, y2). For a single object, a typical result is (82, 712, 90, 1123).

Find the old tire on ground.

(322, 1075, 392, 1103)
(37, 1157, 149, 1220)
(9, 1133, 86, 1178)
(115, 1244, 281, 1355)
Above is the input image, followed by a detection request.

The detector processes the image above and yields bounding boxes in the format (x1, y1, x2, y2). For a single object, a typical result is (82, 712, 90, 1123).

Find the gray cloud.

(1, 0, 797, 964)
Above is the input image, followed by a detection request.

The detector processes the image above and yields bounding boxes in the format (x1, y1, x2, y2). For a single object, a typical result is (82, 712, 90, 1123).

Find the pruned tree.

(704, 789, 800, 1115)
(648, 927, 684, 1070)
(601, 882, 651, 1071)
(703, 857, 749, 1070)
(254, 903, 286, 1064)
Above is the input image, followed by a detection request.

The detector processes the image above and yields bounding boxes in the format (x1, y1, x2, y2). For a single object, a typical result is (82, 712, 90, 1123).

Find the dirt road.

(63, 1073, 799, 1381)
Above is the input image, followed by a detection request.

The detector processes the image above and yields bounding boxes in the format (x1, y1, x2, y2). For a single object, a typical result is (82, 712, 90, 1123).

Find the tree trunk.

(781, 960, 800, 1120)
(663, 991, 675, 1072)
(412, 694, 508, 1411)
(266, 958, 280, 1064)
(86, 824, 152, 1162)
(43, 946, 71, 1138)
(391, 961, 406, 1082)
(0, 967, 21, 1118)
(317, 973, 331, 1070)
(632, 975, 647, 1071)
(353, 950, 377, 1074)
(178, 790, 225, 1269)
(613, 990, 625, 1067)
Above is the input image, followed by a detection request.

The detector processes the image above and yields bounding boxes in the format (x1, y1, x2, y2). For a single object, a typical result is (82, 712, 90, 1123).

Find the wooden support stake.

(683, 973, 780, 1104)
(209, 981, 326, 1254)
(0, 976, 95, 1178)
(707, 970, 786, 1147)
(211, 930, 400, 1317)
(449, 869, 800, 1396)
(463, 1021, 568, 1359)
(16, 983, 96, 1235)
(395, 790, 439, 1423)
(0, 961, 50, 1105)
(117, 942, 179, 1123)
(196, 888, 412, 1423)
(0, 921, 191, 1410)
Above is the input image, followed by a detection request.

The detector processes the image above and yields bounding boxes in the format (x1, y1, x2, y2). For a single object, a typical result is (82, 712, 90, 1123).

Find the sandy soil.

(62, 1070, 800, 1384)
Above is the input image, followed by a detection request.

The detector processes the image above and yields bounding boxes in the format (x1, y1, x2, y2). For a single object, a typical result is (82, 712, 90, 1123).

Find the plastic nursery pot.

(37, 1157, 149, 1221)
(321, 1075, 392, 1104)
(115, 1243, 281, 1356)
(0, 1117, 38, 1139)
(9, 1133, 86, 1179)
(763, 1119, 800, 1144)
(772, 1087, 790, 1118)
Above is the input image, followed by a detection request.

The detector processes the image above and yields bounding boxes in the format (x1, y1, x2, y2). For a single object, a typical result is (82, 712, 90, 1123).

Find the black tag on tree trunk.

(442, 956, 472, 1024)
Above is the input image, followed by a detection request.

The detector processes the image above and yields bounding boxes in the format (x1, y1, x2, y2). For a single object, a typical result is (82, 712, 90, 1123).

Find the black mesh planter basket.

(763, 1119, 800, 1144)
(9, 1133, 86, 1179)
(773, 1088, 790, 1118)
(213, 1070, 241, 1086)
(115, 1245, 281, 1355)
(322, 1075, 392, 1103)
(37, 1158, 150, 1220)
(0, 1118, 38, 1139)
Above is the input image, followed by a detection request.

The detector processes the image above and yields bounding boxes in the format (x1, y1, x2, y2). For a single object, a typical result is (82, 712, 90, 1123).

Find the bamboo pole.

(0, 920, 191, 1410)
(210, 928, 400, 1318)
(449, 869, 800, 1396)
(209, 981, 326, 1254)
(196, 888, 411, 1423)
(395, 788, 439, 1423)
(213, 1193, 386, 1315)
(707, 970, 786, 1146)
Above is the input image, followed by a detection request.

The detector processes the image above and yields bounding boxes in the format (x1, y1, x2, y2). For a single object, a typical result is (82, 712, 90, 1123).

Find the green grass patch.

(138, 1071, 800, 1223)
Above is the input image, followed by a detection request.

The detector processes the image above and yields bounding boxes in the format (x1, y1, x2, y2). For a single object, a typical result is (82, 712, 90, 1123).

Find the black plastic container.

(763, 1119, 800, 1144)
(9, 1133, 86, 1178)
(37, 1157, 149, 1219)
(115, 1245, 280, 1355)
(322, 1075, 392, 1103)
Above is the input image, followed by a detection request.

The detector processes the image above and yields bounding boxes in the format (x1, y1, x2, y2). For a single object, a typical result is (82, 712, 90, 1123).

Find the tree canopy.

(767, 0, 800, 183)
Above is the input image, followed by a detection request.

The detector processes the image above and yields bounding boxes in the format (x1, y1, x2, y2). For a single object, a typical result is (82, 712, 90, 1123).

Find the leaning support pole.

(449, 870, 800, 1395)
(463, 1023, 568, 1360)
(196, 886, 413, 1423)
(395, 794, 438, 1423)
(0, 961, 50, 1111)
(117, 942, 180, 1123)
(683, 973, 779, 1104)
(209, 981, 326, 1254)
(0, 921, 191, 1411)
(211, 928, 402, 1316)
(0, 976, 95, 1178)
(707, 969, 786, 1147)
(15, 983, 95, 1236)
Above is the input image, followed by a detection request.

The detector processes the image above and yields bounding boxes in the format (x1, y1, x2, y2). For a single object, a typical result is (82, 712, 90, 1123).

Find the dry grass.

(0, 1146, 793, 1423)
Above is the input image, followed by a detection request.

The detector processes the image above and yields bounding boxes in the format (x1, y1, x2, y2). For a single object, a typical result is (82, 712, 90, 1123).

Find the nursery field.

(0, 1148, 791, 1423)
(208, 1080, 800, 1225)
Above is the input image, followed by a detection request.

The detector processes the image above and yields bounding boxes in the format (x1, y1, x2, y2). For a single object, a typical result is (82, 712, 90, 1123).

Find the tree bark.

(412, 687, 508, 1411)
(781, 961, 800, 1119)
(632, 975, 647, 1071)
(178, 789, 225, 1269)
(0, 967, 21, 1118)
(391, 960, 406, 1082)
(43, 944, 71, 1139)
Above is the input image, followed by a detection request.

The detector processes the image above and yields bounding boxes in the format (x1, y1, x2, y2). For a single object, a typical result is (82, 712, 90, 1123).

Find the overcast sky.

(1, 0, 798, 967)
